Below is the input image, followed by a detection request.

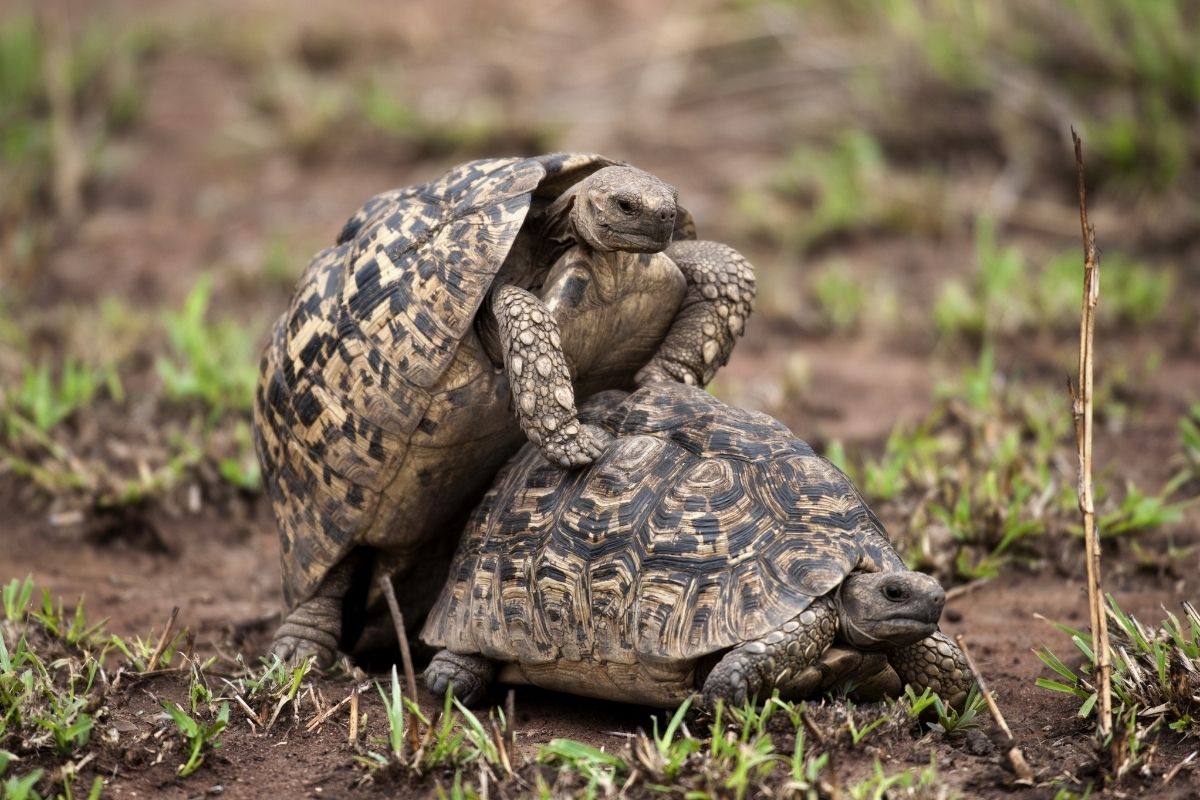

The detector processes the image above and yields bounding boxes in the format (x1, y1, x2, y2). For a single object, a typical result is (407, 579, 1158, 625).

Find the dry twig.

(35, 0, 85, 222)
(956, 634, 1034, 783)
(303, 681, 367, 733)
(505, 688, 516, 747)
(1163, 751, 1197, 786)
(144, 606, 180, 673)
(232, 693, 262, 730)
(1070, 127, 1112, 740)
(378, 575, 422, 751)
(945, 577, 991, 602)
(490, 719, 513, 779)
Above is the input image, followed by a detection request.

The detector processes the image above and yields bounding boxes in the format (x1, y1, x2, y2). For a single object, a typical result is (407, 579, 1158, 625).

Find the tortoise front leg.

(776, 645, 897, 702)
(889, 630, 974, 710)
(635, 240, 756, 387)
(701, 597, 837, 710)
(493, 284, 613, 468)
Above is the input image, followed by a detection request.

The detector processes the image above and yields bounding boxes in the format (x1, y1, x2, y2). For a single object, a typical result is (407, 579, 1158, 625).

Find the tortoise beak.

(647, 201, 676, 242)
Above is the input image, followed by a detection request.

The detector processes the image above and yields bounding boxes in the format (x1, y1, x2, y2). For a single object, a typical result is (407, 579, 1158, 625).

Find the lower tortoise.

(421, 383, 973, 709)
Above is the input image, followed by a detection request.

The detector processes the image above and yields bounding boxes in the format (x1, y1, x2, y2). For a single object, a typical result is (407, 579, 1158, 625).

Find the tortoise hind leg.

(425, 650, 496, 706)
(700, 597, 838, 710)
(889, 631, 974, 710)
(271, 558, 357, 669)
(636, 240, 755, 388)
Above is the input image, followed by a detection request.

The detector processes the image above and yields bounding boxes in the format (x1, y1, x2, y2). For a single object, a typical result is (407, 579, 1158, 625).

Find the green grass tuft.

(935, 217, 1173, 342)
(162, 700, 230, 777)
(539, 739, 627, 800)
(156, 275, 261, 419)
(835, 339, 1182, 582)
(1037, 595, 1200, 733)
(903, 684, 985, 736)
(0, 358, 122, 437)
(1178, 404, 1200, 481)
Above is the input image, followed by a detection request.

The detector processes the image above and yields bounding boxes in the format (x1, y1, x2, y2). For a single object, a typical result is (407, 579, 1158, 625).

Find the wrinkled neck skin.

(546, 251, 659, 324)
(537, 186, 646, 298)
(534, 186, 584, 270)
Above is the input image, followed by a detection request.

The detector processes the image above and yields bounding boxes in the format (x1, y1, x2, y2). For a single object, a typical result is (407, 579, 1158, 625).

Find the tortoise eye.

(616, 197, 637, 215)
(883, 583, 906, 601)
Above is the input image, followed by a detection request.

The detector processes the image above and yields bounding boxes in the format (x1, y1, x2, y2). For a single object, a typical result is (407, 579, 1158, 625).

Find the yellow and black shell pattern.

(421, 382, 905, 667)
(253, 153, 623, 608)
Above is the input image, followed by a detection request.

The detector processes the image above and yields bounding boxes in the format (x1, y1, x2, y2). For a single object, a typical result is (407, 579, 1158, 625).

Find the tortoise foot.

(701, 597, 838, 711)
(541, 423, 614, 468)
(425, 650, 495, 706)
(890, 631, 973, 711)
(270, 629, 337, 670)
(636, 240, 756, 389)
(271, 594, 343, 669)
(635, 360, 698, 388)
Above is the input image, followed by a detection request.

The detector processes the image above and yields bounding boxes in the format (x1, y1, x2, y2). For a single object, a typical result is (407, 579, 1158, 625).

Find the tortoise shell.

(253, 154, 698, 608)
(421, 382, 904, 665)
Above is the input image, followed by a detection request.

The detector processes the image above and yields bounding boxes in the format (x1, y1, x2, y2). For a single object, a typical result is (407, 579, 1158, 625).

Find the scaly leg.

(425, 650, 496, 706)
(271, 557, 356, 668)
(701, 597, 837, 709)
(777, 645, 897, 702)
(493, 284, 613, 468)
(889, 630, 974, 710)
(635, 240, 756, 387)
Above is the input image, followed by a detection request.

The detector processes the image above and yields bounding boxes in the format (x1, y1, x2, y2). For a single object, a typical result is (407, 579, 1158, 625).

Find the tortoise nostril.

(658, 209, 673, 223)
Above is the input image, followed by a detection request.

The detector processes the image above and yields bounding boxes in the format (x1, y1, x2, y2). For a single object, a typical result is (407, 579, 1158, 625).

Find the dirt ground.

(2, 0, 1199, 797)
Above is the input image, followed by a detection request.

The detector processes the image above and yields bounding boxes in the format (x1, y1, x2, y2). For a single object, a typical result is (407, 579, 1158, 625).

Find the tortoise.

(254, 153, 756, 666)
(421, 382, 972, 709)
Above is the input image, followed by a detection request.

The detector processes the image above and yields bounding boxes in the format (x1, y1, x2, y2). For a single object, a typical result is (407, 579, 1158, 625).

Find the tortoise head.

(568, 166, 678, 253)
(834, 571, 945, 651)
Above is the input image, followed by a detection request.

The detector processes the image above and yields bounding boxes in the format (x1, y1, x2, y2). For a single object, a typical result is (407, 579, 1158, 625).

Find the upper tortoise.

(421, 383, 973, 709)
(254, 153, 756, 666)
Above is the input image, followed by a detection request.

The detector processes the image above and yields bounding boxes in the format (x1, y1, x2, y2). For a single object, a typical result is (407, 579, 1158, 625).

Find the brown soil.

(2, 1, 1198, 797)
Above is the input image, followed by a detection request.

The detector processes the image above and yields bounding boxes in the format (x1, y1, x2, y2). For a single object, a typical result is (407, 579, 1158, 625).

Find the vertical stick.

(378, 575, 423, 751)
(1071, 128, 1112, 739)
(505, 688, 516, 748)
(36, 0, 85, 222)
(955, 634, 1034, 782)
(145, 606, 180, 672)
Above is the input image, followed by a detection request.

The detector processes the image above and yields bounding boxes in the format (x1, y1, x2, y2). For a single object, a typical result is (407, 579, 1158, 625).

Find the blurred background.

(0, 0, 1197, 621)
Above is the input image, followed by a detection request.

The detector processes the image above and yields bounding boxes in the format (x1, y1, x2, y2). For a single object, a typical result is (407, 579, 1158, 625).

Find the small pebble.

(964, 728, 994, 756)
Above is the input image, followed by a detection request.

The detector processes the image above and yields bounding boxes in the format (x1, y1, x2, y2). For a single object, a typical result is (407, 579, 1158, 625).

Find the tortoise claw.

(271, 597, 342, 670)
(270, 625, 338, 670)
(425, 651, 495, 706)
(542, 423, 613, 468)
(634, 361, 697, 388)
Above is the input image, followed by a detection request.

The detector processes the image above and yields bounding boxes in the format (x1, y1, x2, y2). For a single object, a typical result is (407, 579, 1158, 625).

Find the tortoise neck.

(833, 586, 885, 650)
(475, 292, 505, 369)
(535, 185, 589, 270)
